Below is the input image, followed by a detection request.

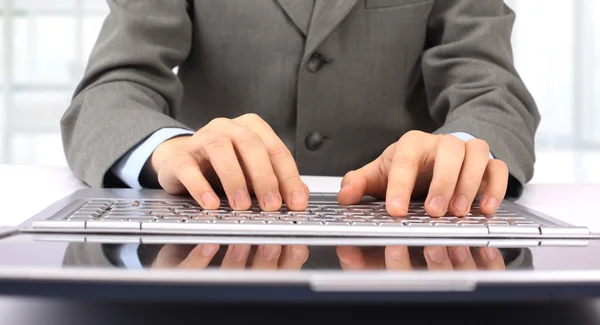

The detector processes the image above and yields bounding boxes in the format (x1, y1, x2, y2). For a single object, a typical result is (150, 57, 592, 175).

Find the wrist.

(150, 135, 191, 174)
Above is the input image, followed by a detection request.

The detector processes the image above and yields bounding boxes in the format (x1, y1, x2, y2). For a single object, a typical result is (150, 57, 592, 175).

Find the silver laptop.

(1, 230, 600, 303)
(18, 188, 592, 239)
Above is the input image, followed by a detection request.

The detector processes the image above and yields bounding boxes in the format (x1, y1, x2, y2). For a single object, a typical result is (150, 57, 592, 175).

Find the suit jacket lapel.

(275, 0, 315, 37)
(303, 0, 359, 59)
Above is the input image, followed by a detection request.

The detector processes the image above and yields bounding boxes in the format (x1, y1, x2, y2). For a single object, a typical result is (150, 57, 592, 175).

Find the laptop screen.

(0, 233, 599, 302)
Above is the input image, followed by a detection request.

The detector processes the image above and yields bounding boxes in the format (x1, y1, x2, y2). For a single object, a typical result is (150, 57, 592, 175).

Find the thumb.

(337, 159, 387, 204)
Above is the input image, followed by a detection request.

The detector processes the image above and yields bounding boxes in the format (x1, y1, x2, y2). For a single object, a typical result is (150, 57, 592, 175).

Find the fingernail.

(291, 246, 307, 261)
(291, 190, 307, 207)
(485, 197, 498, 211)
(452, 195, 469, 214)
(263, 245, 280, 260)
(429, 196, 447, 215)
(427, 247, 446, 263)
(389, 248, 406, 262)
(200, 192, 218, 208)
(200, 244, 219, 258)
(451, 247, 468, 264)
(263, 192, 281, 211)
(483, 247, 497, 260)
(233, 245, 250, 262)
(233, 189, 250, 209)
(390, 196, 404, 210)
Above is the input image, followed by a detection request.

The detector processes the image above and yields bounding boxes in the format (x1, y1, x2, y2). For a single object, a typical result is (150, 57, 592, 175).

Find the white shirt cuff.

(111, 128, 194, 189)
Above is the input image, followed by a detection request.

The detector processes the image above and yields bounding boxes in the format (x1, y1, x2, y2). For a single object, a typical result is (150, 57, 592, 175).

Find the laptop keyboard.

(29, 198, 592, 237)
(64, 199, 534, 226)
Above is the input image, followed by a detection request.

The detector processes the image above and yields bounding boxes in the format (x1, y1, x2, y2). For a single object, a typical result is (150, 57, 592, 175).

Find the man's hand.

(150, 114, 309, 211)
(338, 131, 509, 217)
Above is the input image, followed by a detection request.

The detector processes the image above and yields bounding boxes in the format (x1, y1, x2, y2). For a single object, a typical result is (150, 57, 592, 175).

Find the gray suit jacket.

(61, 0, 540, 195)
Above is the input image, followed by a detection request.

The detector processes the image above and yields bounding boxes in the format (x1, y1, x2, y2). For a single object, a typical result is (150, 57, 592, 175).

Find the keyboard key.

(68, 216, 96, 220)
(325, 221, 351, 225)
(296, 221, 324, 225)
(351, 221, 378, 226)
(193, 216, 216, 220)
(240, 220, 267, 224)
(487, 224, 539, 235)
(213, 220, 240, 224)
(268, 221, 294, 225)
(223, 216, 248, 220)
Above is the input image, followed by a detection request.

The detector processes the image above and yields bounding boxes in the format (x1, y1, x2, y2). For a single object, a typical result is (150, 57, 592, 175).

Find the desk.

(1, 164, 599, 232)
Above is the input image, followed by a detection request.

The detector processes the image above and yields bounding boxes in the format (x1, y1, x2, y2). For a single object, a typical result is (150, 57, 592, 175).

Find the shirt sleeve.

(111, 128, 194, 189)
(450, 132, 495, 159)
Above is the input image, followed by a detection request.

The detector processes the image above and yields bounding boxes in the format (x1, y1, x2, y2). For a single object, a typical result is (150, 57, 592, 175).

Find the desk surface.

(1, 164, 599, 232)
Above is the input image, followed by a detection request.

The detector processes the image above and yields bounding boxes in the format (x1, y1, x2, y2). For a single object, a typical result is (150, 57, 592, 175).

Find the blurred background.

(0, 0, 598, 183)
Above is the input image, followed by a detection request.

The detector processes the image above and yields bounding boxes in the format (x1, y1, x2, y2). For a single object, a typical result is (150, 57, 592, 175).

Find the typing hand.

(336, 246, 506, 271)
(151, 244, 309, 270)
(337, 131, 509, 217)
(150, 114, 309, 211)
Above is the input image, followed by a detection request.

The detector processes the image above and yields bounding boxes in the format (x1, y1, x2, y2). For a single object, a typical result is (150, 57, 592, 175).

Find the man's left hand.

(337, 131, 509, 217)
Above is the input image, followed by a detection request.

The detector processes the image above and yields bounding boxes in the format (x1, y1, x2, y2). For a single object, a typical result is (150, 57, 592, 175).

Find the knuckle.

(401, 130, 424, 141)
(206, 117, 230, 129)
(438, 170, 458, 184)
(466, 139, 490, 156)
(267, 145, 292, 160)
(440, 134, 465, 147)
(232, 127, 261, 148)
(391, 155, 418, 170)
(459, 173, 482, 191)
(489, 159, 509, 173)
(220, 167, 245, 182)
(278, 173, 302, 187)
(241, 113, 263, 124)
(251, 172, 279, 188)
(198, 130, 229, 149)
(172, 153, 196, 173)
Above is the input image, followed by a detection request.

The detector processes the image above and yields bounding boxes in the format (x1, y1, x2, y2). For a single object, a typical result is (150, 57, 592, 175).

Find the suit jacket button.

(306, 52, 327, 73)
(305, 132, 325, 151)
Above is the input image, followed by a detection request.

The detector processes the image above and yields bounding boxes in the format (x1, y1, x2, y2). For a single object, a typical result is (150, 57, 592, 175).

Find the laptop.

(16, 188, 594, 239)
(0, 229, 600, 302)
(1, 189, 599, 303)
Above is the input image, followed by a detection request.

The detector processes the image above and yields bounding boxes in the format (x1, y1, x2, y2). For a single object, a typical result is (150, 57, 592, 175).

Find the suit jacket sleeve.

(60, 0, 194, 188)
(423, 0, 541, 198)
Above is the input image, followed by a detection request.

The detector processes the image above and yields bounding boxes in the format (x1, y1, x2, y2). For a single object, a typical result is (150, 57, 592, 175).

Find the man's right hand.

(150, 114, 309, 211)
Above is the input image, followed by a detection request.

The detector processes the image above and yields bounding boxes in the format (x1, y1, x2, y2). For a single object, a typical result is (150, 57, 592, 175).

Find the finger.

(151, 244, 193, 268)
(278, 245, 309, 270)
(447, 246, 477, 270)
(384, 246, 413, 270)
(448, 139, 490, 217)
(425, 135, 466, 217)
(338, 156, 388, 205)
(210, 119, 282, 211)
(385, 131, 432, 217)
(159, 152, 220, 209)
(191, 130, 251, 210)
(220, 244, 252, 269)
(251, 245, 282, 269)
(177, 244, 220, 269)
(336, 246, 366, 270)
(233, 114, 308, 211)
(475, 247, 506, 270)
(423, 246, 454, 270)
(479, 159, 509, 215)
